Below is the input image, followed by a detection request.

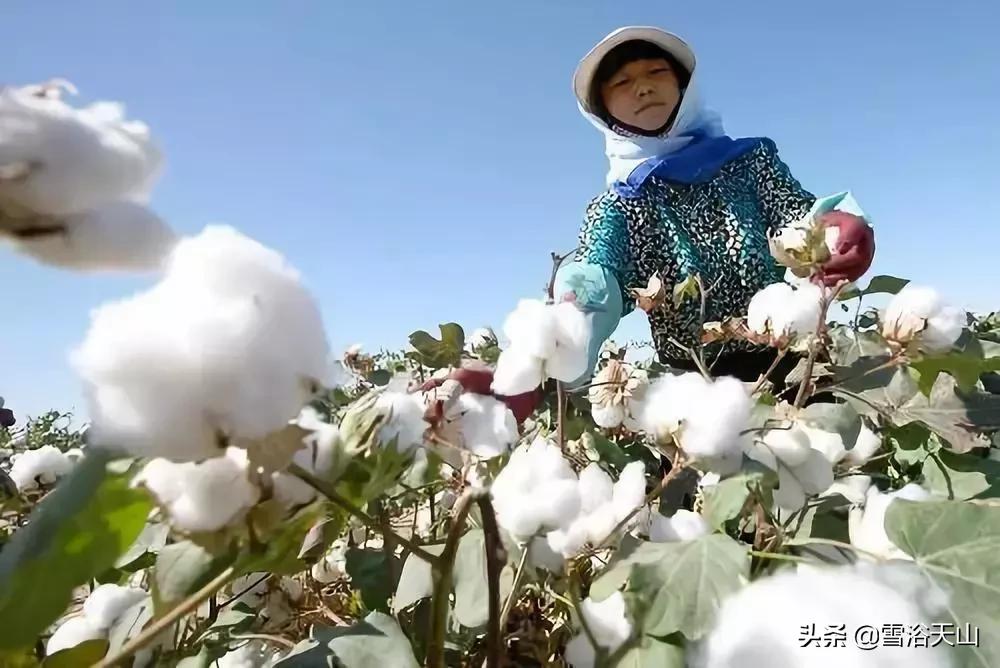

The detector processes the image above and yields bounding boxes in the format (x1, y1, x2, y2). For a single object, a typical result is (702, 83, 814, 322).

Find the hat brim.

(573, 27, 696, 115)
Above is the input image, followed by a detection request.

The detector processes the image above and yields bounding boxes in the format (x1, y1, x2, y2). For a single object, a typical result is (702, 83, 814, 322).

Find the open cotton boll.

(849, 484, 932, 561)
(692, 563, 950, 668)
(272, 406, 342, 506)
(681, 377, 752, 460)
(456, 393, 518, 458)
(312, 540, 349, 584)
(491, 346, 543, 396)
(747, 282, 823, 343)
(843, 424, 882, 467)
(502, 299, 558, 359)
(564, 592, 633, 668)
(134, 448, 260, 533)
(374, 391, 428, 452)
(760, 425, 812, 467)
(82, 584, 146, 631)
(646, 508, 711, 542)
(611, 461, 647, 521)
(545, 302, 591, 382)
(8, 444, 73, 490)
(0, 82, 161, 217)
(882, 285, 965, 352)
(821, 474, 873, 506)
(46, 615, 104, 655)
(73, 226, 330, 461)
(8, 201, 177, 272)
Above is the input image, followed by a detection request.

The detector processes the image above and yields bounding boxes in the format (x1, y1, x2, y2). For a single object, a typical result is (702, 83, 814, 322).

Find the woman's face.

(599, 57, 682, 132)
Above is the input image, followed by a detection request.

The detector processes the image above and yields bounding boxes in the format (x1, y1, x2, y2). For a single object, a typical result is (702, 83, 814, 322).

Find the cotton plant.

(7, 444, 74, 491)
(882, 284, 966, 354)
(491, 299, 590, 395)
(587, 359, 649, 430)
(46, 584, 145, 655)
(693, 562, 950, 668)
(564, 592, 633, 668)
(0, 80, 176, 271)
(72, 225, 331, 462)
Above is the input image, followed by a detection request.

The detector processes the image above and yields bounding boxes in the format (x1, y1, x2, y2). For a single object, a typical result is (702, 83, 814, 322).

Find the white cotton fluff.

(564, 592, 633, 668)
(638, 373, 751, 460)
(543, 461, 647, 560)
(8, 200, 177, 272)
(646, 508, 711, 543)
(272, 406, 341, 507)
(82, 584, 146, 631)
(491, 437, 581, 542)
(844, 425, 882, 467)
(46, 615, 104, 655)
(311, 539, 349, 584)
(72, 226, 330, 461)
(692, 563, 951, 668)
(747, 282, 824, 343)
(466, 327, 497, 352)
(882, 285, 965, 353)
(456, 393, 518, 458)
(492, 299, 591, 395)
(746, 434, 834, 513)
(0, 82, 161, 217)
(8, 444, 73, 490)
(215, 639, 285, 668)
(134, 447, 260, 533)
(760, 425, 812, 468)
(849, 484, 932, 561)
(229, 573, 270, 609)
(374, 391, 428, 452)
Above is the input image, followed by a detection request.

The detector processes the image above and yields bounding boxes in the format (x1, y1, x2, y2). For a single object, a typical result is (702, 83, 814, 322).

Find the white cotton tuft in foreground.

(72, 225, 330, 461)
(692, 562, 951, 668)
(564, 591, 633, 668)
(8, 444, 73, 491)
(882, 285, 965, 353)
(849, 483, 932, 561)
(133, 447, 260, 533)
(637, 373, 751, 461)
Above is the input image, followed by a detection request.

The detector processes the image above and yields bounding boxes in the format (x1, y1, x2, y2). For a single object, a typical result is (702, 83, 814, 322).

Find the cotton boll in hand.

(455, 393, 518, 458)
(491, 346, 544, 396)
(73, 226, 330, 461)
(692, 562, 950, 668)
(8, 444, 73, 491)
(0, 82, 161, 217)
(133, 448, 260, 533)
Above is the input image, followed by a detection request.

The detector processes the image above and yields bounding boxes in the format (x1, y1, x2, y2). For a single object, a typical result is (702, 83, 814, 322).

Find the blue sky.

(2, 1, 997, 420)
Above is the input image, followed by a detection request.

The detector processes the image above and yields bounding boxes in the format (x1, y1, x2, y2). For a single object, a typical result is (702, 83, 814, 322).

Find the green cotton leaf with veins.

(407, 323, 465, 369)
(885, 500, 1000, 668)
(591, 535, 749, 639)
(837, 274, 910, 301)
(910, 338, 1000, 396)
(700, 471, 767, 531)
(922, 450, 1000, 500)
(0, 452, 152, 650)
(276, 612, 419, 668)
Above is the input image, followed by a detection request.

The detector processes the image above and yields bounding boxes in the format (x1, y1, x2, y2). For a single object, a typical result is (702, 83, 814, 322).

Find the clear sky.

(2, 0, 998, 421)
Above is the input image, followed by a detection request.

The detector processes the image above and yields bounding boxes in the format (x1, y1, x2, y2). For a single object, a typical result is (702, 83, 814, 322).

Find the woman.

(554, 26, 875, 385)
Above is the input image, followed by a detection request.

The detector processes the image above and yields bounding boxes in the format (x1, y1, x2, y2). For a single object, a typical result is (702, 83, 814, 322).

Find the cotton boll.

(492, 347, 544, 396)
(591, 404, 625, 429)
(788, 283, 824, 336)
(637, 372, 703, 444)
(272, 408, 341, 507)
(843, 425, 881, 467)
(0, 83, 161, 217)
(46, 615, 104, 655)
(798, 424, 846, 466)
(747, 283, 793, 337)
(577, 464, 614, 513)
(760, 426, 812, 467)
(8, 444, 73, 490)
(849, 484, 932, 561)
(9, 201, 176, 272)
(82, 584, 146, 631)
(681, 377, 752, 460)
(922, 305, 966, 353)
(456, 393, 517, 458)
(611, 461, 646, 521)
(546, 302, 591, 382)
(883, 285, 965, 352)
(535, 478, 583, 531)
(73, 226, 330, 462)
(545, 517, 592, 560)
(564, 592, 632, 668)
(134, 448, 260, 533)
(821, 475, 872, 506)
(648, 509, 711, 542)
(693, 563, 950, 668)
(492, 439, 581, 541)
(502, 299, 557, 359)
(374, 391, 427, 452)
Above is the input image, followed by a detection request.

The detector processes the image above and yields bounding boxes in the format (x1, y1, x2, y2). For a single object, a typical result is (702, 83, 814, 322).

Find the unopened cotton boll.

(46, 615, 104, 655)
(0, 82, 161, 217)
(456, 393, 518, 458)
(8, 444, 73, 490)
(8, 201, 177, 272)
(882, 285, 965, 353)
(564, 592, 632, 668)
(82, 584, 146, 631)
(849, 484, 932, 561)
(73, 226, 330, 461)
(134, 448, 260, 533)
(692, 563, 950, 668)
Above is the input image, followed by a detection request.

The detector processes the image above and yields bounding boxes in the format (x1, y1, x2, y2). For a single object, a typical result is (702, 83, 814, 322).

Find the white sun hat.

(573, 26, 697, 115)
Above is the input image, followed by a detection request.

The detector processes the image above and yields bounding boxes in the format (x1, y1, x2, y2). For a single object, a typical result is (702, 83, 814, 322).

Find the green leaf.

(701, 472, 763, 531)
(885, 501, 1000, 668)
(911, 341, 1000, 395)
(588, 431, 631, 470)
(154, 541, 233, 613)
(42, 639, 109, 667)
(592, 535, 749, 639)
(115, 522, 170, 571)
(298, 514, 346, 561)
(827, 329, 891, 367)
(612, 636, 684, 668)
(837, 274, 909, 301)
(278, 612, 420, 668)
(407, 323, 465, 369)
(346, 548, 394, 612)
(0, 453, 152, 650)
(923, 451, 1000, 500)
(887, 423, 935, 468)
(393, 544, 445, 613)
(799, 402, 863, 451)
(236, 508, 319, 576)
(208, 602, 257, 634)
(366, 369, 392, 387)
(454, 529, 508, 628)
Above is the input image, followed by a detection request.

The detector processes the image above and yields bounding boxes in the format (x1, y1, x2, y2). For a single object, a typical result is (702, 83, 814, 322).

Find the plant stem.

(556, 381, 567, 451)
(475, 494, 506, 668)
(749, 549, 809, 564)
(793, 283, 846, 408)
(783, 536, 884, 561)
(96, 565, 237, 668)
(288, 463, 439, 565)
(427, 488, 481, 668)
(229, 633, 296, 649)
(546, 248, 578, 301)
(499, 542, 530, 631)
(752, 349, 788, 395)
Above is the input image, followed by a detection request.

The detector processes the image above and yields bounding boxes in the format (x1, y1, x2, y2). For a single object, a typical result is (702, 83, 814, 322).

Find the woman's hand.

(814, 211, 875, 287)
(418, 363, 543, 426)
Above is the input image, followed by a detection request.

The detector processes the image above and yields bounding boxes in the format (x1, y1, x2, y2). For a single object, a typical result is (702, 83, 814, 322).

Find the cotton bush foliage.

(564, 591, 633, 668)
(72, 225, 330, 461)
(133, 447, 260, 533)
(8, 444, 73, 490)
(693, 563, 951, 668)
(882, 285, 965, 353)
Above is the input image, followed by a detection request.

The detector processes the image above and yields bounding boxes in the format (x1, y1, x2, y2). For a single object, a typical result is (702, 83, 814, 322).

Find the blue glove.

(553, 261, 625, 387)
